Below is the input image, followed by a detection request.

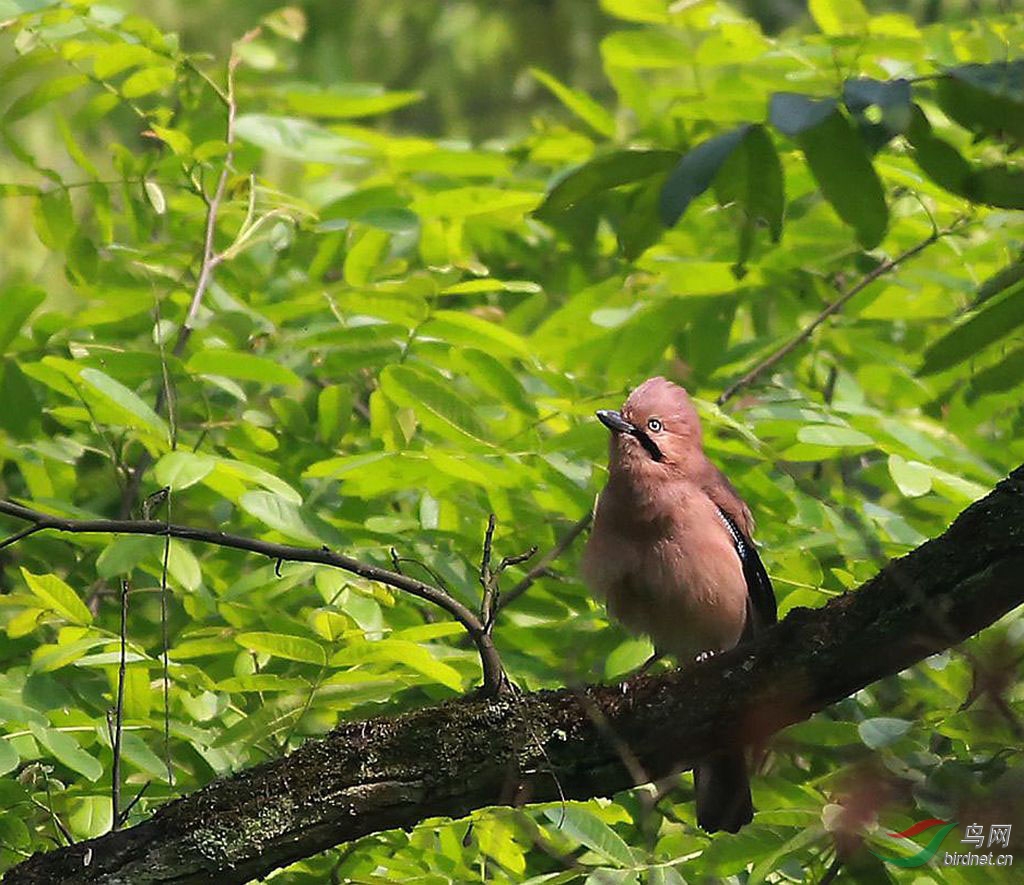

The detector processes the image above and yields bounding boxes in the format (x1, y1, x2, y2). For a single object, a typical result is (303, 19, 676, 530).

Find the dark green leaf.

(842, 77, 912, 152)
(536, 150, 678, 219)
(772, 96, 887, 248)
(0, 284, 44, 353)
(379, 364, 493, 445)
(936, 61, 1024, 142)
(919, 282, 1024, 375)
(659, 125, 751, 226)
(969, 347, 1024, 396)
(768, 93, 836, 137)
(713, 124, 785, 267)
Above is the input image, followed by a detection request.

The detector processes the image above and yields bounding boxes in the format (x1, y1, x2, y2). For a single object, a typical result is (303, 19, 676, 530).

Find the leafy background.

(1, 0, 1022, 881)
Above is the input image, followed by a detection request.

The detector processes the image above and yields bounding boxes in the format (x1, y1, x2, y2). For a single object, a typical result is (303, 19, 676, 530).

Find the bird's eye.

(647, 418, 663, 433)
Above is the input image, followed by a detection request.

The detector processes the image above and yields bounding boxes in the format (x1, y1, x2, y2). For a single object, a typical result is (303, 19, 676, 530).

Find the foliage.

(1, 0, 1022, 882)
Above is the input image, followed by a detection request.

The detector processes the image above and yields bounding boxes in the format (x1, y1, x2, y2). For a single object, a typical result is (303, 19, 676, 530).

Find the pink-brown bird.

(582, 376, 776, 834)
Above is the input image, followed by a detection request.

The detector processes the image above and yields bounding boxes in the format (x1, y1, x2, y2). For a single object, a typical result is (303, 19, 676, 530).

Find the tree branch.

(6, 465, 1024, 885)
(0, 499, 506, 697)
(498, 512, 592, 611)
(717, 222, 963, 406)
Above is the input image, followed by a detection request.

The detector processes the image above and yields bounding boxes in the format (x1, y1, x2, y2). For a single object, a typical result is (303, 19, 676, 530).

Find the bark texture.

(7, 465, 1024, 885)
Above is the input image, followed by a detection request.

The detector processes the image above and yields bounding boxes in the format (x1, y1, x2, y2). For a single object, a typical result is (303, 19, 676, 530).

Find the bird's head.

(596, 376, 702, 475)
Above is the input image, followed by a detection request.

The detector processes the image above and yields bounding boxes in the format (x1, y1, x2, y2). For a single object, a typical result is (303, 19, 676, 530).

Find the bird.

(582, 376, 776, 834)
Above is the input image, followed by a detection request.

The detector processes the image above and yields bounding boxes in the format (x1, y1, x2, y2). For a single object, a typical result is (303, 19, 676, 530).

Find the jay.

(582, 376, 777, 834)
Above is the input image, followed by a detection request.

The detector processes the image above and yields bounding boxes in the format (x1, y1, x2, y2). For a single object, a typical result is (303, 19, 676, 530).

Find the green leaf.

(34, 189, 74, 250)
(343, 227, 390, 286)
(234, 114, 368, 164)
(974, 260, 1024, 308)
(770, 94, 887, 248)
(969, 347, 1024, 396)
(769, 93, 836, 137)
(905, 105, 973, 198)
(936, 61, 1024, 143)
(888, 454, 933, 497)
(713, 124, 785, 265)
(536, 149, 678, 218)
(782, 718, 862, 747)
(0, 284, 44, 353)
(858, 717, 911, 749)
(239, 491, 319, 544)
(410, 187, 541, 219)
(317, 384, 354, 444)
(842, 77, 912, 152)
(120, 65, 175, 98)
(600, 0, 668, 25)
(79, 367, 169, 438)
(659, 125, 750, 227)
(452, 348, 537, 416)
(919, 283, 1024, 375)
(67, 795, 113, 838)
(530, 67, 615, 137)
(421, 310, 530, 357)
(0, 738, 19, 776)
(542, 806, 635, 867)
(29, 723, 102, 781)
(21, 568, 92, 625)
(5, 73, 88, 122)
(153, 450, 216, 491)
(186, 350, 303, 387)
(380, 365, 493, 445)
(282, 83, 424, 119)
(809, 0, 868, 35)
(215, 674, 309, 693)
(330, 639, 463, 691)
(601, 31, 684, 70)
(236, 631, 326, 666)
(796, 425, 874, 447)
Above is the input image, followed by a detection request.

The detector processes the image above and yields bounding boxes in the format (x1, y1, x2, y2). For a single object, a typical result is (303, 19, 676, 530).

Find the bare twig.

(717, 222, 965, 406)
(119, 32, 256, 519)
(478, 514, 498, 628)
(0, 498, 509, 697)
(158, 492, 173, 787)
(499, 513, 592, 611)
(478, 515, 537, 632)
(117, 781, 151, 828)
(110, 579, 129, 831)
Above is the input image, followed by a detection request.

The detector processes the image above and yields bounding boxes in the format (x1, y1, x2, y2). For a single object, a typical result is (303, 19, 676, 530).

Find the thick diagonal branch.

(6, 465, 1024, 885)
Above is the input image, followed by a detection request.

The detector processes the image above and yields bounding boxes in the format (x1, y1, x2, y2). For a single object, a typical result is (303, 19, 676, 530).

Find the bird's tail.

(694, 752, 753, 834)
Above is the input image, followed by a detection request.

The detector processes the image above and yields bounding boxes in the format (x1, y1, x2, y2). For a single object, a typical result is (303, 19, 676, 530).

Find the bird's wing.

(715, 505, 777, 639)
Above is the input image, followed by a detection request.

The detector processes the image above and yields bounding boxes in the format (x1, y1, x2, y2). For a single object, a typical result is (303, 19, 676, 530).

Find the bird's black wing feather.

(715, 506, 777, 640)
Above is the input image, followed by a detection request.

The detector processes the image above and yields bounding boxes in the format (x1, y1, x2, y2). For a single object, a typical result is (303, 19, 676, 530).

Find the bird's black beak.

(596, 409, 664, 462)
(596, 409, 636, 435)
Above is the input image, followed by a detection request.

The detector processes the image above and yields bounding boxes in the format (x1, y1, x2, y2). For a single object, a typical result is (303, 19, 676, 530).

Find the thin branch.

(499, 513, 592, 611)
(118, 32, 254, 519)
(158, 492, 173, 787)
(717, 222, 965, 406)
(0, 522, 46, 551)
(110, 580, 129, 831)
(117, 781, 151, 828)
(478, 514, 498, 628)
(0, 498, 508, 696)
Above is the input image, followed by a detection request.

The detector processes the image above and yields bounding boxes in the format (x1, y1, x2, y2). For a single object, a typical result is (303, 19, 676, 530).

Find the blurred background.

(142, 0, 1015, 140)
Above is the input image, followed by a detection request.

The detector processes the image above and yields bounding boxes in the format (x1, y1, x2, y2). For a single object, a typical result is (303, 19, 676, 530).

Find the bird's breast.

(583, 490, 748, 660)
